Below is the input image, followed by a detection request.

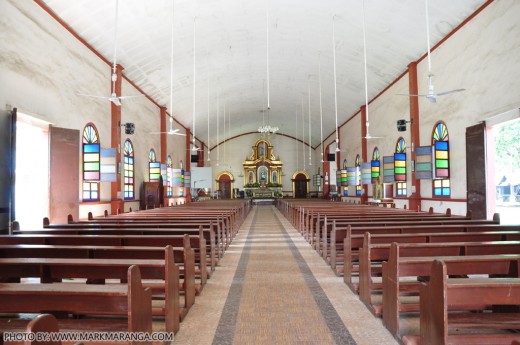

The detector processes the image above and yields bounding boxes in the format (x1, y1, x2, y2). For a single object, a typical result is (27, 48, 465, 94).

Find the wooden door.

(0, 108, 15, 233)
(295, 180, 307, 198)
(220, 181, 231, 199)
(49, 126, 80, 224)
(466, 123, 487, 219)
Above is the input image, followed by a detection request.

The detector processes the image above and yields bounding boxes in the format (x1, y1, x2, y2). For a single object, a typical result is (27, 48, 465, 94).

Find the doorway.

(293, 173, 308, 198)
(488, 113, 520, 224)
(216, 172, 235, 199)
(15, 114, 50, 229)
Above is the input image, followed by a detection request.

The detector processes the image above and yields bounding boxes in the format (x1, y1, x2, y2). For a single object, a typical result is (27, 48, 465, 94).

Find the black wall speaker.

(397, 119, 407, 132)
(327, 153, 336, 161)
(124, 123, 135, 135)
(190, 154, 199, 163)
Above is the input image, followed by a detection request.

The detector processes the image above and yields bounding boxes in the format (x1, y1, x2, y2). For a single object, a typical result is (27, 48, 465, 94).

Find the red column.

(110, 64, 124, 214)
(408, 62, 422, 211)
(160, 107, 167, 163)
(360, 105, 368, 204)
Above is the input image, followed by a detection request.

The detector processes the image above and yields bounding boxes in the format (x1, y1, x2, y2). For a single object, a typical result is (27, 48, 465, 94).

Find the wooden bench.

(340, 225, 520, 277)
(328, 220, 508, 271)
(381, 245, 520, 338)
(0, 265, 154, 345)
(0, 246, 180, 333)
(0, 233, 211, 285)
(355, 237, 520, 312)
(35, 219, 225, 260)
(15, 224, 221, 268)
(403, 260, 520, 345)
(0, 244, 196, 321)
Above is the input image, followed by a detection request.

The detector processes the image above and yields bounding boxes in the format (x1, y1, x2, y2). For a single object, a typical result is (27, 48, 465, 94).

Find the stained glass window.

(371, 147, 380, 183)
(395, 138, 407, 196)
(124, 139, 134, 200)
(166, 155, 173, 197)
(149, 149, 161, 182)
(82, 123, 100, 201)
(343, 159, 347, 169)
(432, 121, 450, 197)
(355, 154, 362, 196)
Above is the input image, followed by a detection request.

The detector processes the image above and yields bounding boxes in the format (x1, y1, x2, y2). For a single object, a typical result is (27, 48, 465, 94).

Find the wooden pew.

(0, 233, 210, 286)
(37, 219, 225, 260)
(355, 237, 520, 312)
(0, 265, 154, 345)
(340, 225, 520, 277)
(15, 224, 221, 268)
(381, 244, 520, 338)
(328, 220, 507, 271)
(0, 246, 180, 333)
(0, 244, 195, 321)
(405, 260, 520, 345)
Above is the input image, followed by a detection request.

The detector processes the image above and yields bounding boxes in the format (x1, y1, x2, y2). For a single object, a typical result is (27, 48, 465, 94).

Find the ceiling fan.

(78, 0, 143, 106)
(150, 116, 186, 136)
(360, 0, 383, 140)
(398, 0, 465, 103)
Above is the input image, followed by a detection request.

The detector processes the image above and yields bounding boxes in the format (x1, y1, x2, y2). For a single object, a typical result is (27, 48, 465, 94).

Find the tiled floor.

(173, 206, 399, 345)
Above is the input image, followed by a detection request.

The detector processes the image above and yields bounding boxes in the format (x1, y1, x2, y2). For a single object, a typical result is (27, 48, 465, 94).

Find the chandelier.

(258, 124, 279, 135)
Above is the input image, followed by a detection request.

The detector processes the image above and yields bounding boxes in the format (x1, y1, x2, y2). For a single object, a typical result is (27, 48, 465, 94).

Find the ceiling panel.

(42, 0, 487, 147)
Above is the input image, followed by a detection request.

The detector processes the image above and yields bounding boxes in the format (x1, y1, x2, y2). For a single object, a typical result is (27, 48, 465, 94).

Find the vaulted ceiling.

(41, 0, 487, 148)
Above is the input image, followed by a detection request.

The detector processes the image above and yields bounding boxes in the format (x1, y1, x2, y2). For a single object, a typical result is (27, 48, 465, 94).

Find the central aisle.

(173, 206, 398, 345)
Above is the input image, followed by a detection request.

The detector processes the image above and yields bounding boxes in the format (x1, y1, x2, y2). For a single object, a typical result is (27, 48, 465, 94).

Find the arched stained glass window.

(149, 148, 161, 182)
(82, 123, 100, 201)
(355, 154, 362, 196)
(371, 147, 380, 182)
(432, 121, 451, 197)
(166, 155, 173, 197)
(124, 139, 134, 200)
(343, 159, 347, 169)
(395, 138, 407, 197)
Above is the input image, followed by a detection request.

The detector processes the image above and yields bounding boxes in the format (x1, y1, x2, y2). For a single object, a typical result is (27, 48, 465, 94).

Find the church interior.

(0, 0, 519, 344)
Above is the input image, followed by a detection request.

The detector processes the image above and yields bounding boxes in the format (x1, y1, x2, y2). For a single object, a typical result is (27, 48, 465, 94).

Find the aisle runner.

(212, 206, 356, 345)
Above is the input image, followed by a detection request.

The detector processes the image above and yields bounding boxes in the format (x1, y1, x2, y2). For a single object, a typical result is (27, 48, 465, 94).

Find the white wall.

(335, 0, 520, 215)
(0, 0, 187, 219)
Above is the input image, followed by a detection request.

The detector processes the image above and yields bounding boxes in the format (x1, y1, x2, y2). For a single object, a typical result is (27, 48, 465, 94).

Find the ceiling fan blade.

(77, 93, 111, 100)
(110, 97, 121, 106)
(396, 93, 429, 97)
(118, 94, 146, 100)
(435, 88, 466, 97)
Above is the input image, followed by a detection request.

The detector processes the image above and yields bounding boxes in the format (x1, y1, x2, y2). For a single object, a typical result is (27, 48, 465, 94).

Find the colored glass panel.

(356, 185, 362, 196)
(84, 162, 100, 171)
(372, 147, 380, 160)
(83, 171, 99, 181)
(394, 150, 406, 182)
(82, 125, 100, 201)
(83, 143, 100, 153)
(124, 141, 134, 199)
(433, 122, 449, 142)
(149, 161, 161, 182)
(340, 170, 348, 186)
(435, 150, 449, 160)
(149, 149, 156, 162)
(435, 141, 448, 151)
(435, 160, 449, 168)
(396, 138, 406, 153)
(397, 182, 407, 196)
